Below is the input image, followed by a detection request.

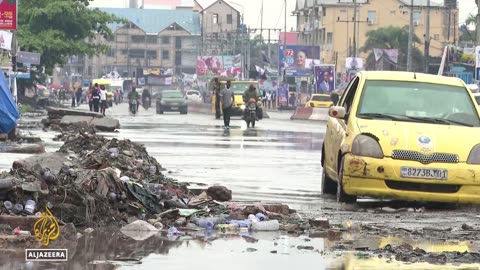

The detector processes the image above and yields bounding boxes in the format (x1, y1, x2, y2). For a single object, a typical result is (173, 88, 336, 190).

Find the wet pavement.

(3, 103, 480, 269)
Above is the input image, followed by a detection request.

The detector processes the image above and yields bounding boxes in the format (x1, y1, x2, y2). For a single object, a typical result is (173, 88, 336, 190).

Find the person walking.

(76, 88, 82, 106)
(266, 91, 272, 109)
(88, 87, 93, 111)
(100, 85, 107, 116)
(271, 90, 277, 109)
(262, 89, 267, 108)
(220, 81, 235, 130)
(213, 78, 221, 119)
(71, 89, 76, 107)
(92, 84, 101, 113)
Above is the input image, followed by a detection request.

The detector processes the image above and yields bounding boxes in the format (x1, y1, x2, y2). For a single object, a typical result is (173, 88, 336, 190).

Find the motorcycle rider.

(142, 89, 151, 108)
(128, 88, 140, 112)
(243, 84, 261, 120)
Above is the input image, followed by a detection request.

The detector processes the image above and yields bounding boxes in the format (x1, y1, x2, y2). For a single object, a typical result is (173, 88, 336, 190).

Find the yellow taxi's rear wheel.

(321, 169, 336, 195)
(337, 157, 357, 203)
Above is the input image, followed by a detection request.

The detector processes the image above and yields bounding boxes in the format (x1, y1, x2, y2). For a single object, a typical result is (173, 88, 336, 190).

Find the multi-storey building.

(63, 7, 201, 80)
(294, 0, 459, 70)
(200, 0, 242, 55)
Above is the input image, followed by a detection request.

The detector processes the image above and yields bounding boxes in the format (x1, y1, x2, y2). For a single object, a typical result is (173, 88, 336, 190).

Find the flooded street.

(3, 104, 480, 270)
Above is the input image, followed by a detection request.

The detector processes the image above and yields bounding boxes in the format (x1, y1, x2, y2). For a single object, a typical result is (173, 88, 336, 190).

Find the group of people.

(87, 83, 108, 116)
(212, 78, 262, 129)
(261, 90, 277, 109)
(70, 88, 84, 108)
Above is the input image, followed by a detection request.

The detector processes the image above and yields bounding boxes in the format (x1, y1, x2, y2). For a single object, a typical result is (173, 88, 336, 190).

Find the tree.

(361, 26, 423, 71)
(460, 13, 476, 42)
(17, 0, 122, 75)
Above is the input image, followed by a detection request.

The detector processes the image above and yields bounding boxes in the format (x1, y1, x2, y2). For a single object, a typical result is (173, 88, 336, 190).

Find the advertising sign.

(279, 45, 320, 76)
(0, 0, 17, 30)
(196, 54, 242, 78)
(0, 30, 12, 50)
(136, 67, 173, 86)
(314, 65, 335, 94)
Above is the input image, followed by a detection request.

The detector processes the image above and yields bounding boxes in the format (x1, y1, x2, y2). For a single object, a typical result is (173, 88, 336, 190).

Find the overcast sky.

(90, 0, 478, 32)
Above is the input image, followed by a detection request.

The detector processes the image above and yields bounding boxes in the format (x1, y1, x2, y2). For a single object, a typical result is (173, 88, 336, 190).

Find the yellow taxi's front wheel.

(337, 157, 357, 203)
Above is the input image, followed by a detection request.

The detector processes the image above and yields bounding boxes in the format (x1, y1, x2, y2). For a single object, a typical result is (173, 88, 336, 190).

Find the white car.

(185, 90, 201, 102)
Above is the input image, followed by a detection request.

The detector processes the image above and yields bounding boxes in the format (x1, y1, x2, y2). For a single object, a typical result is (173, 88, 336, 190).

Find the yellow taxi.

(305, 94, 333, 108)
(322, 71, 480, 203)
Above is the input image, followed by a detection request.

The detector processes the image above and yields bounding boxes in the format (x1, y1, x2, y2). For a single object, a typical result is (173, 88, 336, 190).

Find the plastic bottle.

(3, 201, 13, 211)
(255, 213, 266, 221)
(228, 220, 251, 228)
(248, 214, 259, 223)
(24, 200, 36, 215)
(14, 204, 24, 214)
(251, 220, 280, 231)
(13, 227, 31, 236)
(167, 227, 179, 235)
(196, 219, 214, 230)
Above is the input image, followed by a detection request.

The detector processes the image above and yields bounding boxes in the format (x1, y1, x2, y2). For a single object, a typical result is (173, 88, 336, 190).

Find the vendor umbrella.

(49, 83, 62, 89)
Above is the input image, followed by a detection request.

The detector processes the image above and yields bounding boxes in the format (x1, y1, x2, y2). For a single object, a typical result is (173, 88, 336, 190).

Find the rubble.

(0, 123, 301, 234)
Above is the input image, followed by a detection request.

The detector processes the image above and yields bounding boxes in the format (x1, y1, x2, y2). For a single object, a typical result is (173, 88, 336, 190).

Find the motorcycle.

(245, 98, 257, 128)
(130, 99, 138, 115)
(143, 97, 150, 110)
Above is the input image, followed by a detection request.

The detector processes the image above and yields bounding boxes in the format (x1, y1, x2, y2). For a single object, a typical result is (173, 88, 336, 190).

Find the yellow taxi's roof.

(312, 94, 330, 97)
(360, 71, 465, 87)
(92, 79, 111, 85)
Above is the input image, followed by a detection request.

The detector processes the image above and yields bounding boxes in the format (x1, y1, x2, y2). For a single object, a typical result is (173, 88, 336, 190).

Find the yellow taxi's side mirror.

(329, 106, 346, 119)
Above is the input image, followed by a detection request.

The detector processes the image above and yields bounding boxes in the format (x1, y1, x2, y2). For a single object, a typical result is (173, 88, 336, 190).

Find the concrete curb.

(290, 107, 329, 121)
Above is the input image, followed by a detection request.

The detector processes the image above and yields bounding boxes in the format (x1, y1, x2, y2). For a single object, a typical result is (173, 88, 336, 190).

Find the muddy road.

(2, 103, 480, 269)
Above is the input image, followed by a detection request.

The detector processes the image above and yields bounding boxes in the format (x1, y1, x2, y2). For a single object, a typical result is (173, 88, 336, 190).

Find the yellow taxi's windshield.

(230, 83, 258, 95)
(357, 81, 480, 127)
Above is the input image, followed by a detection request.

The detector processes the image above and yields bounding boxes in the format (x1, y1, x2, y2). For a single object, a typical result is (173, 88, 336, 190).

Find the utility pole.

(352, 0, 357, 58)
(477, 0, 480, 45)
(407, 0, 414, 72)
(424, 0, 430, 73)
(260, 0, 264, 42)
(447, 2, 451, 42)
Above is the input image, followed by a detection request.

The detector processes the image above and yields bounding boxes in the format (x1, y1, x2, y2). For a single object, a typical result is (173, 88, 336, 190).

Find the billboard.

(196, 55, 242, 78)
(136, 67, 173, 86)
(314, 65, 335, 93)
(0, 0, 17, 30)
(279, 45, 320, 76)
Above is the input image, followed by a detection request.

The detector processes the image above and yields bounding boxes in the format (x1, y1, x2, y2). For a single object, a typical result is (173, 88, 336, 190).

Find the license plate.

(400, 167, 448, 180)
(171, 107, 178, 110)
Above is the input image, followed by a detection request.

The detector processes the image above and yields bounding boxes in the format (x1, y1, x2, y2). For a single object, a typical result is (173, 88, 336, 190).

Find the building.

(200, 0, 242, 55)
(294, 0, 459, 70)
(76, 8, 201, 79)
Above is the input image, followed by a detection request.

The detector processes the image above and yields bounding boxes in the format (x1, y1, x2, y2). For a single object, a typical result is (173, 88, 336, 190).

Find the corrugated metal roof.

(98, 8, 201, 35)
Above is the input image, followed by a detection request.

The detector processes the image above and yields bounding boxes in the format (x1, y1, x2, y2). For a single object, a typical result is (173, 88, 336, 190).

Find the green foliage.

(361, 26, 423, 71)
(17, 0, 122, 74)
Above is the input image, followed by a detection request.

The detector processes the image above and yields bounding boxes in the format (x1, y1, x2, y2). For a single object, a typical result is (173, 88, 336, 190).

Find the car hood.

(356, 118, 480, 161)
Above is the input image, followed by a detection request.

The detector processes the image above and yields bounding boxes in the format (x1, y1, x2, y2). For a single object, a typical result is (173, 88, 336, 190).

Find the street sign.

(17, 51, 41, 65)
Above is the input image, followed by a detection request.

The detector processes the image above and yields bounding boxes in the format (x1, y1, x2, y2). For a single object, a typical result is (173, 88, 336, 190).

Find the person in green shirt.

(243, 84, 262, 120)
(128, 88, 140, 111)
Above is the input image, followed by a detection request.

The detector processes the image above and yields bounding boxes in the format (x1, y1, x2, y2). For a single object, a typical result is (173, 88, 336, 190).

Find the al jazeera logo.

(25, 206, 68, 262)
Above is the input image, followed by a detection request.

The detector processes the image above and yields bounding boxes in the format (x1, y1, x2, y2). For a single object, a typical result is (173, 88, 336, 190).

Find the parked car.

(305, 94, 334, 108)
(322, 71, 480, 204)
(185, 90, 201, 102)
(156, 90, 188, 114)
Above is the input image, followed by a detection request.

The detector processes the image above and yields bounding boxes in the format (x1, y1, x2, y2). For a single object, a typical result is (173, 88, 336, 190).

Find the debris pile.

(0, 123, 301, 234)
